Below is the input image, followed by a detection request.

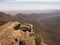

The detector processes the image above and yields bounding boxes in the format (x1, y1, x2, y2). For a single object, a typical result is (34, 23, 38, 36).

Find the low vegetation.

(0, 20, 8, 26)
(34, 32, 44, 45)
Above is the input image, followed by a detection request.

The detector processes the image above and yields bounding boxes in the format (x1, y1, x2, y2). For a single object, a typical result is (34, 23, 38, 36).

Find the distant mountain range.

(1, 10, 60, 15)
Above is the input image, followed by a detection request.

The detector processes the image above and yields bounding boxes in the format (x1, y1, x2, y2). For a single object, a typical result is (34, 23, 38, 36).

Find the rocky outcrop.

(0, 22, 36, 45)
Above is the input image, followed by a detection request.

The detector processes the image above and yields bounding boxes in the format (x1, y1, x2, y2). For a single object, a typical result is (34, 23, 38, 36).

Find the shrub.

(0, 20, 8, 26)
(34, 32, 43, 45)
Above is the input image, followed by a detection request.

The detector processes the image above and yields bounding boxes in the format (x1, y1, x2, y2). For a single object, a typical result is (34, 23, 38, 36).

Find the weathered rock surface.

(0, 22, 36, 45)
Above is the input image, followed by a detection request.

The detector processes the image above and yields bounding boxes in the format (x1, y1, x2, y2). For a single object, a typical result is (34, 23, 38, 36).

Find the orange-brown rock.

(0, 22, 35, 45)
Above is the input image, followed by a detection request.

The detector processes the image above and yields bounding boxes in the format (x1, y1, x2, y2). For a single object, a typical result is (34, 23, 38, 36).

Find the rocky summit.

(0, 22, 36, 45)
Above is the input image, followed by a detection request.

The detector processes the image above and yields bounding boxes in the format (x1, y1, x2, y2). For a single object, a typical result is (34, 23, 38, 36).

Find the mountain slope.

(0, 11, 60, 45)
(0, 12, 12, 25)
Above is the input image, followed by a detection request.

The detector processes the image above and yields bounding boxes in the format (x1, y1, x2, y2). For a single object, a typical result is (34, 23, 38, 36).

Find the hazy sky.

(0, 0, 60, 11)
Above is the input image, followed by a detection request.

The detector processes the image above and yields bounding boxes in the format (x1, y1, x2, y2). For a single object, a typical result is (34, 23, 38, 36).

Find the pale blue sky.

(0, 0, 60, 11)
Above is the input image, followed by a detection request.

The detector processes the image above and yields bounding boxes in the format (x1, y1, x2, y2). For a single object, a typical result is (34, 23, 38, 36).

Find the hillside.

(42, 16, 60, 45)
(0, 12, 12, 25)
